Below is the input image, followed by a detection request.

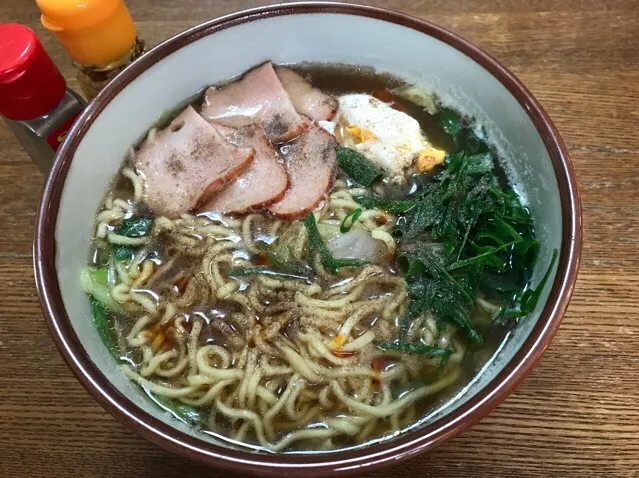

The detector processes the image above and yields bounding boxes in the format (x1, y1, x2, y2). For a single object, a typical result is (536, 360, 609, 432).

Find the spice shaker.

(36, 0, 145, 100)
(0, 23, 86, 173)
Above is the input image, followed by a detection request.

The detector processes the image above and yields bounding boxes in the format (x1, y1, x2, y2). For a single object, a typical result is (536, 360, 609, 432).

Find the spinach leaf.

(374, 340, 453, 362)
(519, 249, 558, 314)
(228, 266, 312, 281)
(303, 213, 367, 274)
(92, 267, 108, 286)
(503, 249, 558, 320)
(439, 108, 462, 138)
(265, 247, 314, 277)
(86, 267, 126, 314)
(228, 245, 314, 280)
(113, 245, 136, 262)
(354, 195, 417, 213)
(90, 297, 120, 360)
(336, 146, 383, 187)
(118, 217, 152, 237)
(379, 113, 542, 344)
(397, 247, 482, 344)
(447, 240, 520, 271)
(112, 216, 153, 262)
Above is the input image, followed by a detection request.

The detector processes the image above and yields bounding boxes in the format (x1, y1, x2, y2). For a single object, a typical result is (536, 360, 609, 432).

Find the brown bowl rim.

(33, 2, 582, 476)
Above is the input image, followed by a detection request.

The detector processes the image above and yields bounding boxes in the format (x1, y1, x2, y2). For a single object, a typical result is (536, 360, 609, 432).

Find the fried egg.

(326, 94, 445, 183)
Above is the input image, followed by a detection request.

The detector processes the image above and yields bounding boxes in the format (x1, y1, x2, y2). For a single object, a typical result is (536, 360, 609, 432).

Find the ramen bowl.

(34, 2, 582, 475)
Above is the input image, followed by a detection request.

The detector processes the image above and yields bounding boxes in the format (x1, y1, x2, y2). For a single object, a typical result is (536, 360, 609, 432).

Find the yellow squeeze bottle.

(36, 0, 145, 100)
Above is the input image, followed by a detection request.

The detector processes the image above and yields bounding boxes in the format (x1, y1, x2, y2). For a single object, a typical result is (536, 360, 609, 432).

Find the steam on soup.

(81, 62, 552, 452)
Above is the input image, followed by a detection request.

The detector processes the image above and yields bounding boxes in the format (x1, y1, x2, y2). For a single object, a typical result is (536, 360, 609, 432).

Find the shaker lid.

(0, 23, 67, 121)
(36, 0, 136, 66)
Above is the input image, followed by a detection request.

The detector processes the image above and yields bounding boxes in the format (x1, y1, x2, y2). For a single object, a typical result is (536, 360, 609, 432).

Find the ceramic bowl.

(34, 2, 582, 475)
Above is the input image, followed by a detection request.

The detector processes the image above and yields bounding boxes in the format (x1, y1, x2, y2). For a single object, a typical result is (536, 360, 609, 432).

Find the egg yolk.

(415, 146, 446, 172)
(345, 125, 376, 144)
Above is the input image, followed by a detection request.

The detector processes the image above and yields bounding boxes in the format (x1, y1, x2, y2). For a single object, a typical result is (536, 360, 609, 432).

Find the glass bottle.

(36, 0, 145, 100)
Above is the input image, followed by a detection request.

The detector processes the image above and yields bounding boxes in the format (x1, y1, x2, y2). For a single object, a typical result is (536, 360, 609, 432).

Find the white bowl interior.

(54, 11, 560, 453)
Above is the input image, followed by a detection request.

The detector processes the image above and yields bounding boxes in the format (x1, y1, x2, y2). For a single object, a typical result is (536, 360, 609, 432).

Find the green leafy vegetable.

(264, 247, 313, 276)
(228, 266, 311, 281)
(336, 146, 383, 187)
(439, 108, 462, 138)
(85, 267, 126, 314)
(367, 111, 553, 346)
(92, 267, 108, 286)
(112, 216, 153, 262)
(113, 245, 136, 262)
(340, 208, 362, 233)
(303, 213, 367, 274)
(374, 340, 452, 362)
(446, 240, 520, 271)
(151, 393, 208, 427)
(518, 249, 558, 314)
(354, 195, 417, 213)
(499, 249, 559, 320)
(397, 247, 482, 344)
(117, 217, 152, 237)
(90, 297, 120, 360)
(227, 266, 276, 277)
(228, 245, 314, 280)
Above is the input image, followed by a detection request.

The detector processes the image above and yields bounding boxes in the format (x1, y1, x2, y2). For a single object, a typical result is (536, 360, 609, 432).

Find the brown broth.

(88, 63, 517, 453)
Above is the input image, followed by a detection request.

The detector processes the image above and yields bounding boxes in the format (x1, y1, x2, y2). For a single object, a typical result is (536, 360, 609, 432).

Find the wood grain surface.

(1, 1, 638, 477)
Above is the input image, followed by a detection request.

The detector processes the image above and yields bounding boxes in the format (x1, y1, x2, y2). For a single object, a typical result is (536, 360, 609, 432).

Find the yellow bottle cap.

(36, 0, 137, 66)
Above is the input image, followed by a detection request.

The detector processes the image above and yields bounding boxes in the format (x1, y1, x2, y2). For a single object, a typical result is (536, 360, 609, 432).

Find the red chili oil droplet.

(374, 215, 388, 225)
(252, 252, 271, 266)
(175, 277, 188, 293)
(371, 356, 386, 372)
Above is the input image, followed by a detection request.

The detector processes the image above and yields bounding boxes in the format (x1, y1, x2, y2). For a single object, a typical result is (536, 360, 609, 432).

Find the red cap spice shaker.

(0, 23, 85, 172)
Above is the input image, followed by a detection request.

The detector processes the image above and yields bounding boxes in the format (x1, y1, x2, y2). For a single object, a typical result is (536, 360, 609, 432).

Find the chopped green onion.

(340, 208, 362, 233)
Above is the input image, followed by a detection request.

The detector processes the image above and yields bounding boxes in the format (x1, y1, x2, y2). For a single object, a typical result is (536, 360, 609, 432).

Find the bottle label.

(45, 111, 82, 151)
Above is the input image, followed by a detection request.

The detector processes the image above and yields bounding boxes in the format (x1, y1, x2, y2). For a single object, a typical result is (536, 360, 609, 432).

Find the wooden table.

(1, 1, 638, 476)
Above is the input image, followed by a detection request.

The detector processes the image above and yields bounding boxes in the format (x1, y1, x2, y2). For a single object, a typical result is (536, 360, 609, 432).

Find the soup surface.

(82, 62, 550, 452)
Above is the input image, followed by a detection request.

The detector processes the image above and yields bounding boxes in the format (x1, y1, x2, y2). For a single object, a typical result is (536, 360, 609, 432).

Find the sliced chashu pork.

(269, 124, 337, 220)
(135, 106, 255, 218)
(201, 62, 306, 143)
(275, 67, 338, 122)
(200, 125, 288, 214)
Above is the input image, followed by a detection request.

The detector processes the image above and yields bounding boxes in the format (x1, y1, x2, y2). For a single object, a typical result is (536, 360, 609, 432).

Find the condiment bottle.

(36, 0, 145, 100)
(0, 23, 86, 173)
